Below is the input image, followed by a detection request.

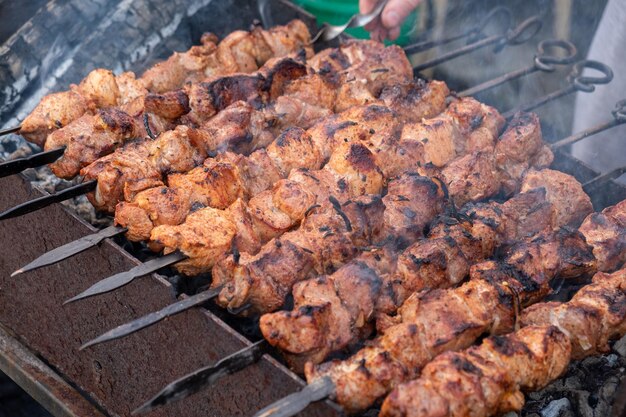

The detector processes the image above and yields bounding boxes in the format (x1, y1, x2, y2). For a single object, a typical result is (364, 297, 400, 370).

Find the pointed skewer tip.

(10, 269, 23, 277)
(63, 295, 81, 306)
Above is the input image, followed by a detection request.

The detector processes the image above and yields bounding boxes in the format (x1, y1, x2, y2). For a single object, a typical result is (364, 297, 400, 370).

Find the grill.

(0, 1, 625, 416)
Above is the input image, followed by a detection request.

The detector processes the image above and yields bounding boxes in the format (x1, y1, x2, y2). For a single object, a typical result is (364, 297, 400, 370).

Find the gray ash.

(518, 335, 626, 417)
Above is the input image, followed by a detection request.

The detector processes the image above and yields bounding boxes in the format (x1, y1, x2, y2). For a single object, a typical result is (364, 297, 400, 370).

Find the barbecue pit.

(0, 1, 625, 416)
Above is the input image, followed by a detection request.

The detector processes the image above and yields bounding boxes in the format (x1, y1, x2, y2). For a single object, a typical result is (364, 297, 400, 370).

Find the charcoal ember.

(613, 334, 626, 357)
(522, 353, 626, 417)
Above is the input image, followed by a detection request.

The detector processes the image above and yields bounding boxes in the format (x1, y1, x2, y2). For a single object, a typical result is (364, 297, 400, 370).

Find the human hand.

(360, 0, 421, 41)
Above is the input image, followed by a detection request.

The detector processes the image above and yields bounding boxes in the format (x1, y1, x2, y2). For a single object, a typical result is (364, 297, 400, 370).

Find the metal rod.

(404, 6, 513, 55)
(0, 125, 21, 136)
(503, 59, 614, 119)
(253, 377, 336, 417)
(459, 39, 577, 97)
(551, 98, 626, 149)
(413, 15, 542, 73)
(0, 147, 66, 178)
(63, 251, 187, 304)
(133, 340, 268, 415)
(12, 225, 127, 277)
(583, 166, 626, 192)
(80, 286, 223, 349)
(0, 180, 97, 221)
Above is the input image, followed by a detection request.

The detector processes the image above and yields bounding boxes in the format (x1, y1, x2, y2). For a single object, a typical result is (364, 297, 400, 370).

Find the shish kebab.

(64, 92, 504, 303)
(380, 266, 626, 417)
(82, 106, 548, 348)
(11, 42, 422, 276)
(253, 98, 626, 369)
(14, 45, 610, 276)
(4, 20, 312, 148)
(132, 168, 611, 414)
(1, 13, 550, 203)
(80, 40, 417, 213)
(258, 168, 592, 370)
(30, 56, 615, 269)
(1, 39, 414, 220)
(254, 198, 625, 417)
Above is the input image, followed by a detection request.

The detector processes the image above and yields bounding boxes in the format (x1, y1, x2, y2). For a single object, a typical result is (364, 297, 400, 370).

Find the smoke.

(571, 0, 626, 184)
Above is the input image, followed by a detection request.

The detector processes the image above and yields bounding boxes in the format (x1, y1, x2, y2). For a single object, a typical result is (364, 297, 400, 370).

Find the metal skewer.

(412, 15, 542, 73)
(132, 340, 268, 414)
(80, 286, 223, 349)
(0, 180, 97, 221)
(63, 251, 187, 304)
(459, 39, 577, 97)
(11, 225, 127, 276)
(0, 147, 67, 178)
(583, 166, 626, 193)
(550, 99, 626, 149)
(253, 377, 336, 417)
(503, 59, 613, 119)
(403, 6, 512, 55)
(0, 125, 21, 136)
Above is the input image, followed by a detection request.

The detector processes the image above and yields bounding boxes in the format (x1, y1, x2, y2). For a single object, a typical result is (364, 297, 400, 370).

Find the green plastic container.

(294, 0, 419, 45)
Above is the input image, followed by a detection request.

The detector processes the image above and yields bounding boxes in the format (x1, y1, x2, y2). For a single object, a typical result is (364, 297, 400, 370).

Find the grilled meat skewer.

(260, 168, 592, 370)
(299, 200, 624, 414)
(148, 97, 503, 277)
(112, 78, 446, 239)
(78, 110, 555, 347)
(80, 41, 418, 212)
(209, 110, 555, 315)
(45, 52, 311, 180)
(66, 95, 501, 303)
(381, 266, 626, 417)
(381, 325, 572, 417)
(18, 20, 312, 147)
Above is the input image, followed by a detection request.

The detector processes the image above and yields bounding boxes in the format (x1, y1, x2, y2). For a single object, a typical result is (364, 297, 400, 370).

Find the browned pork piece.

(522, 267, 626, 359)
(79, 41, 419, 211)
(379, 326, 572, 417)
(211, 111, 567, 319)
(47, 54, 310, 180)
(20, 20, 312, 147)
(148, 96, 502, 285)
(302, 198, 626, 414)
(212, 173, 447, 314)
(381, 267, 626, 417)
(112, 77, 448, 240)
(259, 167, 593, 370)
(578, 199, 626, 272)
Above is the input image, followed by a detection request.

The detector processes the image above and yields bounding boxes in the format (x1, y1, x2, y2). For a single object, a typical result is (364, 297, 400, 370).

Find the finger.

(370, 26, 382, 42)
(388, 27, 401, 41)
(364, 15, 381, 31)
(359, 0, 378, 14)
(381, 0, 421, 30)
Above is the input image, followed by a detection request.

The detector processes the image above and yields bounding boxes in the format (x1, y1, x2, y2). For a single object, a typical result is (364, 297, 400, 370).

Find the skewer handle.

(404, 7, 513, 55)
(459, 39, 577, 97)
(413, 15, 542, 73)
(503, 59, 614, 119)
